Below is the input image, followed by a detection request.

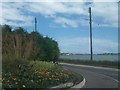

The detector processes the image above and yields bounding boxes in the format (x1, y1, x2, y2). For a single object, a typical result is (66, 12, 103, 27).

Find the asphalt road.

(60, 63, 119, 88)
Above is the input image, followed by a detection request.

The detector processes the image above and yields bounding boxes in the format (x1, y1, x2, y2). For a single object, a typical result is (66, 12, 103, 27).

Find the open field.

(60, 54, 119, 61)
(59, 59, 120, 69)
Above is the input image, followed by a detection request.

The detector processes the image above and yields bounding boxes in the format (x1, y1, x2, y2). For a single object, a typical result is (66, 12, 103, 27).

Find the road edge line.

(50, 77, 86, 89)
(71, 77, 86, 88)
(60, 63, 119, 71)
(50, 82, 74, 89)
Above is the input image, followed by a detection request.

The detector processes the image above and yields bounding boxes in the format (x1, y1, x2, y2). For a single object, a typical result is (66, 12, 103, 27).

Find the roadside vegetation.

(2, 60, 83, 88)
(2, 25, 60, 62)
(59, 59, 120, 69)
(1, 25, 83, 88)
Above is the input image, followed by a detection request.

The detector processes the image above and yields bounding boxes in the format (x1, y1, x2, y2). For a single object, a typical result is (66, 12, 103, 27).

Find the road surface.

(60, 63, 119, 88)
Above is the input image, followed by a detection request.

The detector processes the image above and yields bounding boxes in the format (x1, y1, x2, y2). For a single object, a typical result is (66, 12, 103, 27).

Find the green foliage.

(2, 24, 11, 34)
(2, 24, 60, 62)
(2, 61, 83, 88)
(43, 37, 60, 62)
(1, 25, 83, 88)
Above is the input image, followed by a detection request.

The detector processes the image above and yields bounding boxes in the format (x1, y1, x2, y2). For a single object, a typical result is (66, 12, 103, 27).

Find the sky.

(0, 0, 119, 54)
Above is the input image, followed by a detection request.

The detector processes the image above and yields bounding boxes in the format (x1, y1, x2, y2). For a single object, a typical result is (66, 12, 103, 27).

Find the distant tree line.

(2, 24, 60, 62)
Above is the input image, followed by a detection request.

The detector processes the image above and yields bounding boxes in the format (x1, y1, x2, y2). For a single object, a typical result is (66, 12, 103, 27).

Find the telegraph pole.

(89, 7, 93, 61)
(34, 17, 37, 32)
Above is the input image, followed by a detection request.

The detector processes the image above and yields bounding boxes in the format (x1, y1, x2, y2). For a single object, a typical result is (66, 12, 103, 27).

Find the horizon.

(60, 52, 119, 54)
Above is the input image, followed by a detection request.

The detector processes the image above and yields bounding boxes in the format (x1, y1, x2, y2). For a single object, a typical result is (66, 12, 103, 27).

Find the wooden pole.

(89, 7, 93, 61)
(35, 17, 37, 32)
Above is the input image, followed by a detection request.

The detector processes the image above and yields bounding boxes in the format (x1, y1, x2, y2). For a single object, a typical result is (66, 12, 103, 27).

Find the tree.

(2, 25, 60, 62)
(2, 24, 11, 34)
(43, 37, 60, 62)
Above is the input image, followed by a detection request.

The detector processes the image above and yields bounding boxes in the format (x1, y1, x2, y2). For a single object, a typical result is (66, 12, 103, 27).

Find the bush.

(2, 61, 83, 88)
(2, 24, 60, 62)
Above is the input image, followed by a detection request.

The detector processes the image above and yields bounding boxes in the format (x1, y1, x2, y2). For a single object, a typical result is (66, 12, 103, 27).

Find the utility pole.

(89, 7, 93, 61)
(34, 17, 37, 32)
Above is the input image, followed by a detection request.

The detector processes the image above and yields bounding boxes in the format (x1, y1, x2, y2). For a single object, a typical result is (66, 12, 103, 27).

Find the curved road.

(60, 63, 119, 88)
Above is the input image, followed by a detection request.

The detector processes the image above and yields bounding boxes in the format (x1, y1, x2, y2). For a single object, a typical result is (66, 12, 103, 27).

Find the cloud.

(53, 16, 80, 28)
(26, 2, 118, 28)
(1, 2, 34, 26)
(26, 2, 85, 16)
(58, 37, 118, 54)
(0, 3, 2, 25)
(1, 1, 118, 28)
(92, 2, 118, 28)
(2, 0, 119, 2)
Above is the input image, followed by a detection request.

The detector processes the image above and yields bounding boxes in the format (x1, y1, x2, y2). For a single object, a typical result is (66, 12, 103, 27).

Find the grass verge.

(59, 59, 120, 69)
(2, 60, 83, 88)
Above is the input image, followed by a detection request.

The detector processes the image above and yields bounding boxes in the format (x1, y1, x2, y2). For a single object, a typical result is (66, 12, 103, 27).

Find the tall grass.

(29, 61, 55, 69)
